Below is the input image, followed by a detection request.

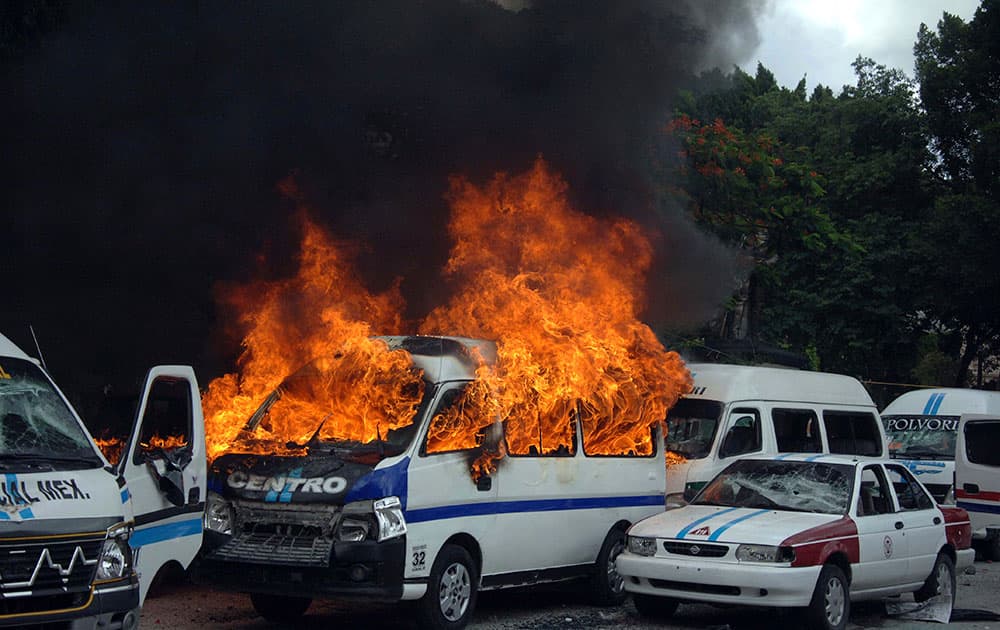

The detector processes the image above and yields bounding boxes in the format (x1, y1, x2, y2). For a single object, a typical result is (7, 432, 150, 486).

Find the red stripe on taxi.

(780, 516, 859, 567)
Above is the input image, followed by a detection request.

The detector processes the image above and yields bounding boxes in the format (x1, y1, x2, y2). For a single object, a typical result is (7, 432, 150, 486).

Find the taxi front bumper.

(617, 551, 822, 607)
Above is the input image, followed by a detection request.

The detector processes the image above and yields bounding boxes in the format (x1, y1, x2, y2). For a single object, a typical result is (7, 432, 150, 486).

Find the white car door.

(852, 464, 908, 591)
(883, 463, 941, 584)
(120, 366, 206, 604)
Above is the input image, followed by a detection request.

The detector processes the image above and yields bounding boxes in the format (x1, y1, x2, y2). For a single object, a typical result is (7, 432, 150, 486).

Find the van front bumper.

(192, 533, 407, 600)
(617, 552, 821, 607)
(0, 578, 139, 629)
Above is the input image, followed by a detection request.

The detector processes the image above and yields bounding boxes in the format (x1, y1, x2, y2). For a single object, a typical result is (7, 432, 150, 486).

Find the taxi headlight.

(735, 544, 795, 563)
(204, 491, 234, 535)
(627, 536, 657, 557)
(96, 529, 132, 581)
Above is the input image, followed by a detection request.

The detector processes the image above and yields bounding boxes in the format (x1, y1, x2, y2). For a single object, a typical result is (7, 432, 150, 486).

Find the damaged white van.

(954, 413, 1000, 560)
(0, 332, 206, 629)
(665, 363, 886, 506)
(193, 336, 667, 629)
(883, 388, 1000, 503)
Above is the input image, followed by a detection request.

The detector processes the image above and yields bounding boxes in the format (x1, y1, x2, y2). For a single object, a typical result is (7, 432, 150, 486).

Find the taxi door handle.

(895, 521, 904, 530)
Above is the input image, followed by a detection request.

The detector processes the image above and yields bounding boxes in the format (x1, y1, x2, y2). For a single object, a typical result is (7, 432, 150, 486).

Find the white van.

(193, 336, 667, 629)
(0, 332, 206, 629)
(954, 413, 1000, 560)
(664, 363, 886, 506)
(883, 388, 1000, 503)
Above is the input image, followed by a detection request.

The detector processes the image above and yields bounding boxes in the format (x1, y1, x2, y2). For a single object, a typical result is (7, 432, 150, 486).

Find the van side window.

(822, 411, 882, 456)
(857, 465, 893, 516)
(423, 386, 485, 455)
(133, 377, 192, 465)
(964, 420, 1000, 465)
(506, 404, 578, 457)
(718, 408, 762, 458)
(772, 408, 822, 453)
(885, 464, 934, 510)
(580, 409, 657, 457)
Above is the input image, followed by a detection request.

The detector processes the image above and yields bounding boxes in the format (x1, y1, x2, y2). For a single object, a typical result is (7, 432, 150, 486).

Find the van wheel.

(590, 528, 628, 606)
(249, 593, 311, 623)
(416, 544, 478, 630)
(632, 593, 678, 618)
(804, 564, 849, 630)
(914, 552, 955, 606)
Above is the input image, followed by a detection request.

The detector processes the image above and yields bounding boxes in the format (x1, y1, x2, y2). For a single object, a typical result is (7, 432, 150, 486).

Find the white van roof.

(380, 335, 497, 383)
(0, 333, 31, 360)
(684, 363, 876, 407)
(882, 388, 1000, 417)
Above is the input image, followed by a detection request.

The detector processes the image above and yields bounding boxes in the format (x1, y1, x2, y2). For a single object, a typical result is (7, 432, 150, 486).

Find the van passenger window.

(857, 465, 892, 516)
(133, 377, 192, 465)
(718, 409, 761, 458)
(885, 464, 933, 510)
(822, 411, 882, 456)
(964, 421, 1000, 465)
(772, 408, 822, 453)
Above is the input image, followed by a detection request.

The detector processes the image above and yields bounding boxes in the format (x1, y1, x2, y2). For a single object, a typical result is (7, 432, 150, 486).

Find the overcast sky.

(744, 0, 981, 92)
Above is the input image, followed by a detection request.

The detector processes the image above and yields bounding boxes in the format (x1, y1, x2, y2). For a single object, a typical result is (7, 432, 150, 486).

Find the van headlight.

(627, 536, 657, 556)
(204, 491, 234, 535)
(735, 544, 795, 563)
(338, 497, 407, 542)
(96, 526, 133, 581)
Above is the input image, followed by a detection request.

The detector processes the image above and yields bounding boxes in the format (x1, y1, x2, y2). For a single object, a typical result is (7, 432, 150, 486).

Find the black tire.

(804, 564, 850, 630)
(590, 528, 628, 606)
(914, 552, 956, 606)
(249, 593, 312, 624)
(415, 544, 478, 630)
(632, 593, 679, 618)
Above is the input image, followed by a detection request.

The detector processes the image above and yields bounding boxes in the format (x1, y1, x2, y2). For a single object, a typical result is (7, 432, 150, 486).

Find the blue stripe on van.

(930, 393, 946, 415)
(130, 517, 203, 548)
(405, 494, 665, 524)
(707, 509, 770, 541)
(676, 507, 741, 539)
(923, 393, 938, 414)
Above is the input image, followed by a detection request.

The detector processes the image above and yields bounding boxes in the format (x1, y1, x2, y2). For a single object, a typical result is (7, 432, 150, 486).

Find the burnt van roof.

(378, 335, 496, 383)
(684, 362, 876, 408)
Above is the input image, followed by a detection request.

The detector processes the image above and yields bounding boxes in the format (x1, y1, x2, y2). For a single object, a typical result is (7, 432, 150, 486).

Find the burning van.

(193, 335, 668, 628)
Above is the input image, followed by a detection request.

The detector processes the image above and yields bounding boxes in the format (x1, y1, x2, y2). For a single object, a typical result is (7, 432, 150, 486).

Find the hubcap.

(606, 540, 625, 594)
(824, 576, 846, 627)
(438, 562, 472, 622)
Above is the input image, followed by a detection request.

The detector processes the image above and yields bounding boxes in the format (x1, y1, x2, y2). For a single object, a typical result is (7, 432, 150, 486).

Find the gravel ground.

(142, 556, 1000, 629)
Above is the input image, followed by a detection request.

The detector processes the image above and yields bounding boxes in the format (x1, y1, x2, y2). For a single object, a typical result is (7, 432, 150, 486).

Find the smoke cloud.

(1, 1, 762, 399)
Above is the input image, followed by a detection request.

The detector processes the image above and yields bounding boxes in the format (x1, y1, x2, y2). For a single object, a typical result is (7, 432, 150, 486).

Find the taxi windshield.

(693, 460, 854, 514)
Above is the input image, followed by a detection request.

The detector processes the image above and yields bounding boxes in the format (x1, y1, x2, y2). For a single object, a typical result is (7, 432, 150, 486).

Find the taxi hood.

(630, 505, 843, 547)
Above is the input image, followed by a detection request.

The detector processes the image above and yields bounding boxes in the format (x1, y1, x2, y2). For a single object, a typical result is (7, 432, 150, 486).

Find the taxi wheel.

(805, 564, 849, 630)
(415, 544, 479, 630)
(590, 528, 628, 606)
(633, 593, 679, 618)
(249, 593, 312, 623)
(914, 552, 955, 606)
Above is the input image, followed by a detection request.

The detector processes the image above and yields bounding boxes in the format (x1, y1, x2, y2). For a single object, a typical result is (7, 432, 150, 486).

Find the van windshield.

(666, 399, 722, 459)
(884, 415, 959, 460)
(0, 357, 101, 469)
(240, 353, 432, 462)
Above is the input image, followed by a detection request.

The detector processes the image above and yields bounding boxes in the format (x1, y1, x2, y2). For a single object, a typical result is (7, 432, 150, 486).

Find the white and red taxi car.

(617, 455, 973, 630)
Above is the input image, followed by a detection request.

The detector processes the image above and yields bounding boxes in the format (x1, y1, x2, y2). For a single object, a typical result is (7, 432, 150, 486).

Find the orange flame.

(200, 160, 691, 472)
(94, 434, 189, 465)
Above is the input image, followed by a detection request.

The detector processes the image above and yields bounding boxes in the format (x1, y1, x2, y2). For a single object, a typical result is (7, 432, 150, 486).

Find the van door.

(955, 415, 1000, 557)
(119, 366, 205, 603)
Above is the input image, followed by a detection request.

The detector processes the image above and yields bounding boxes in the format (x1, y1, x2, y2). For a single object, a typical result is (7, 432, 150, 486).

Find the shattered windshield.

(884, 415, 958, 460)
(0, 357, 101, 468)
(239, 350, 431, 462)
(693, 459, 854, 514)
(666, 398, 722, 459)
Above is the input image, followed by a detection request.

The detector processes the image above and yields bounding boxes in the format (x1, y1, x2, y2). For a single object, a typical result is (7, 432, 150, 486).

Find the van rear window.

(823, 411, 883, 456)
(964, 421, 1000, 466)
